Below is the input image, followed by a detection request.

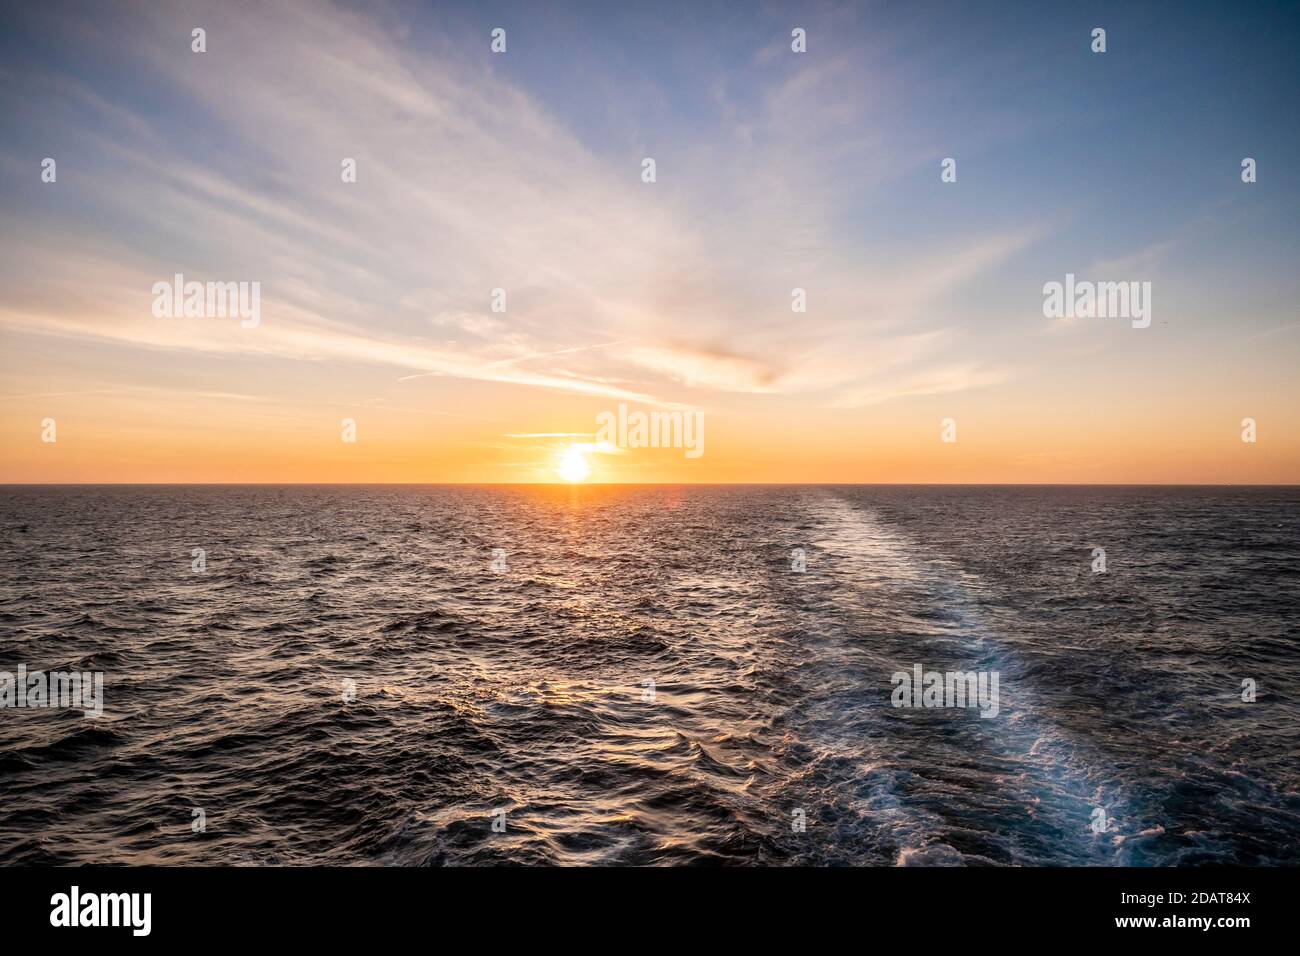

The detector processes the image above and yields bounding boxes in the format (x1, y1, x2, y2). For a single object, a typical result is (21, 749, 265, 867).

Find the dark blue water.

(0, 485, 1296, 865)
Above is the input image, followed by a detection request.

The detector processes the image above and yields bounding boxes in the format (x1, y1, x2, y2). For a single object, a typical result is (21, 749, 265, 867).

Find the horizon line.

(3, 482, 1297, 488)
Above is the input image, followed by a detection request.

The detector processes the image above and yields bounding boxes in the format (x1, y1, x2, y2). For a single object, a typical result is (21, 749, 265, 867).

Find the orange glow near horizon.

(0, 374, 1297, 484)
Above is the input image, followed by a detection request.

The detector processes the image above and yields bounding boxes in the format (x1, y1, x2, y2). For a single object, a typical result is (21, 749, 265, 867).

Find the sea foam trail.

(801, 492, 1147, 865)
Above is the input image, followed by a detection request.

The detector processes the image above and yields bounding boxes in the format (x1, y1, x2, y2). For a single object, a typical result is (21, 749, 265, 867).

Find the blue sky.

(0, 0, 1296, 481)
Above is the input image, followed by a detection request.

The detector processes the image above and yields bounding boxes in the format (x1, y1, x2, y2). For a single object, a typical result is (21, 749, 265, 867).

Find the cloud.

(617, 343, 780, 393)
(832, 363, 1008, 408)
(0, 0, 1043, 416)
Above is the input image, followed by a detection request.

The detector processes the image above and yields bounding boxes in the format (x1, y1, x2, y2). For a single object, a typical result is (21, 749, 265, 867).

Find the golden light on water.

(556, 447, 591, 482)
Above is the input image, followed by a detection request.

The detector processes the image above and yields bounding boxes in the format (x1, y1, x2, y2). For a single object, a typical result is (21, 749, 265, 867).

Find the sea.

(1, 484, 1296, 866)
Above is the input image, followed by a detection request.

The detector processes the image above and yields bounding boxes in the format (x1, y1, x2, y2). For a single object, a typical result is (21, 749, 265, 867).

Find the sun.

(556, 447, 591, 482)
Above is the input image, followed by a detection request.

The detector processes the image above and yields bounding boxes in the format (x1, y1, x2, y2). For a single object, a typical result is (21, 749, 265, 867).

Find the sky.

(1, 0, 1297, 483)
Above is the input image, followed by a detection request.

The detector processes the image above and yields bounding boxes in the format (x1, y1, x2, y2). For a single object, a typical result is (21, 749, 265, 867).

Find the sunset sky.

(1, 0, 1297, 483)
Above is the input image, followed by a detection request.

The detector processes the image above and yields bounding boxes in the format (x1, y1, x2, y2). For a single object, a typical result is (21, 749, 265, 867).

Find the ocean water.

(0, 484, 1296, 866)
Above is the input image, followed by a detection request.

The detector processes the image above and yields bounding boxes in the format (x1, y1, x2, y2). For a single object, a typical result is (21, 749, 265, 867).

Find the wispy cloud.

(0, 0, 1039, 417)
